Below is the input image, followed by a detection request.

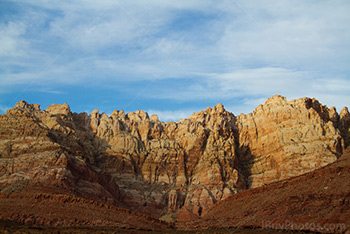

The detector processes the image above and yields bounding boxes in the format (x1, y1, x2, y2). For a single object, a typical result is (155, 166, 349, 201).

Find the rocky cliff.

(0, 95, 348, 223)
(236, 95, 345, 188)
(179, 148, 350, 233)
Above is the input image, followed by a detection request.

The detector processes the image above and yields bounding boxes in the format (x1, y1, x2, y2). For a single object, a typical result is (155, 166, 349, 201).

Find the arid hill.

(0, 95, 349, 229)
(178, 148, 350, 233)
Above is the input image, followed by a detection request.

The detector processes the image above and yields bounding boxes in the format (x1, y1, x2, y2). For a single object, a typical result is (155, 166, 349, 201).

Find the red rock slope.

(0, 192, 169, 230)
(179, 148, 350, 233)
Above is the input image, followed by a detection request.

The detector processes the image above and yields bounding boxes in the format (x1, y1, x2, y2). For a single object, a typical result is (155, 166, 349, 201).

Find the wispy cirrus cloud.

(0, 0, 349, 120)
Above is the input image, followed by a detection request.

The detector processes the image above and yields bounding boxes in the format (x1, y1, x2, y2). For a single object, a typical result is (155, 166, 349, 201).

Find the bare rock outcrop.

(87, 103, 242, 218)
(0, 101, 120, 207)
(236, 95, 343, 188)
(0, 95, 348, 225)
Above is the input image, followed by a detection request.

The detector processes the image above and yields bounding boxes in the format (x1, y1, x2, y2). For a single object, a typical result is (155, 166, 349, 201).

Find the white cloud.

(0, 0, 349, 115)
(0, 21, 27, 57)
(218, 1, 350, 73)
(130, 67, 308, 101)
(210, 68, 311, 98)
(132, 67, 349, 115)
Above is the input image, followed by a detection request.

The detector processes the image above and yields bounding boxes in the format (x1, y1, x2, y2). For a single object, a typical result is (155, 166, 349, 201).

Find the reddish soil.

(1, 150, 349, 233)
(0, 192, 169, 231)
(178, 149, 350, 233)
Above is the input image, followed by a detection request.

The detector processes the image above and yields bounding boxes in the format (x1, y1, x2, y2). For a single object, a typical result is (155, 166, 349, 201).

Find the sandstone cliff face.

(85, 103, 242, 218)
(236, 95, 344, 188)
(0, 96, 348, 223)
(0, 101, 120, 207)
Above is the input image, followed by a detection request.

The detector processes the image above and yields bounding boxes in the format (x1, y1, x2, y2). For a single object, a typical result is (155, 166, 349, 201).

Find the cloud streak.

(0, 0, 349, 120)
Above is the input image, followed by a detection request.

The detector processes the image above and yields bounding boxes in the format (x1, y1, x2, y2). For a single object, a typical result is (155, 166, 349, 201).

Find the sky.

(1, 0, 349, 121)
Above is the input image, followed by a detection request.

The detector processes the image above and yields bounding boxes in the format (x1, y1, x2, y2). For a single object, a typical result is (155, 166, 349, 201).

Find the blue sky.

(1, 0, 349, 121)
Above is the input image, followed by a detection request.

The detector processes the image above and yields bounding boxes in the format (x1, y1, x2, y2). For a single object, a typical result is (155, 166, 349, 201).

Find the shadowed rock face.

(0, 95, 348, 223)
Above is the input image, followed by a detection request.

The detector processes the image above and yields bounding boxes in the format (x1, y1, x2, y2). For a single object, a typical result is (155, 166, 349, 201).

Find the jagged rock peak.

(211, 103, 225, 114)
(247, 95, 343, 121)
(111, 109, 126, 119)
(46, 103, 71, 116)
(136, 110, 149, 120)
(127, 110, 149, 122)
(340, 107, 350, 118)
(90, 109, 99, 118)
(264, 94, 287, 105)
(14, 100, 41, 111)
(150, 114, 159, 122)
(11, 100, 72, 117)
(189, 103, 230, 119)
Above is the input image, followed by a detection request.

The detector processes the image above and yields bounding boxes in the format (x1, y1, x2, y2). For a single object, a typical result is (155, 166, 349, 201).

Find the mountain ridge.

(0, 95, 349, 227)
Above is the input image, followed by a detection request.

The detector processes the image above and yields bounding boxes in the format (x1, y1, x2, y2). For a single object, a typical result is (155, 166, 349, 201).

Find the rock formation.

(0, 95, 348, 224)
(236, 95, 344, 188)
(0, 100, 121, 207)
(79, 102, 243, 218)
(179, 148, 350, 233)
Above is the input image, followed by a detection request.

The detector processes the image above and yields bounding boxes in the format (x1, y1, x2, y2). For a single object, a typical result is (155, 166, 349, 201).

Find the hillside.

(179, 148, 350, 233)
(0, 95, 349, 228)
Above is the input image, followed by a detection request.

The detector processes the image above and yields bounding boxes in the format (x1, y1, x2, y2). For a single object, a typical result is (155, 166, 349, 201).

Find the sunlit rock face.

(0, 95, 347, 221)
(236, 95, 343, 188)
(86, 102, 242, 218)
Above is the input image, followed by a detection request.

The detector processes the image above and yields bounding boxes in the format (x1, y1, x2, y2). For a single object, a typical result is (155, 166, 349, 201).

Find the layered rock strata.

(0, 95, 348, 223)
(236, 95, 344, 188)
